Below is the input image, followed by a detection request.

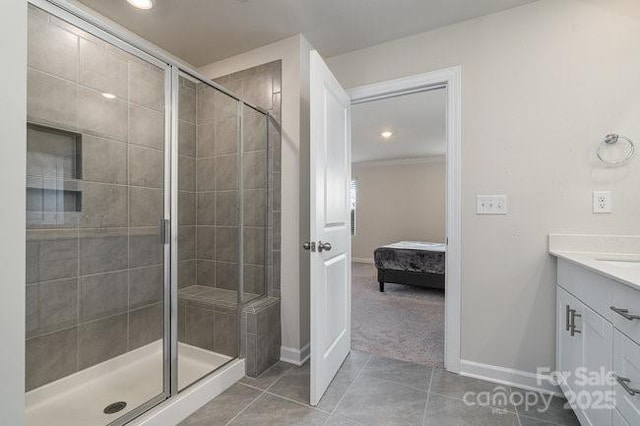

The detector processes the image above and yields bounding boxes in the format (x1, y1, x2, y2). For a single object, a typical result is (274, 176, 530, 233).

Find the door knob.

(318, 241, 332, 252)
(303, 241, 316, 252)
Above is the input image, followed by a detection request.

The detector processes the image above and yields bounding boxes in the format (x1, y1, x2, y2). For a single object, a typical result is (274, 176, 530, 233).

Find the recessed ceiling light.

(102, 92, 117, 99)
(381, 131, 393, 139)
(127, 0, 153, 10)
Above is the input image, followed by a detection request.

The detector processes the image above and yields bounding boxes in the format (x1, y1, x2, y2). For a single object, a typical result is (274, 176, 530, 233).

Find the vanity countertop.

(549, 234, 640, 291)
(550, 250, 640, 291)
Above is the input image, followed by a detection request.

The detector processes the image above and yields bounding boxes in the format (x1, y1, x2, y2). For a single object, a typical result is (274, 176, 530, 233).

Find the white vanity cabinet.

(556, 286, 614, 426)
(556, 258, 640, 426)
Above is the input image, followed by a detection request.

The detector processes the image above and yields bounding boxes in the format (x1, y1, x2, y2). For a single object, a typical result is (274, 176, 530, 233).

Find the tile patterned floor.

(181, 352, 580, 426)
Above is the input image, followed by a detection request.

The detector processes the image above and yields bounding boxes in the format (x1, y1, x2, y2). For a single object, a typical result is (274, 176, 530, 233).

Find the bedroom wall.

(328, 0, 640, 378)
(352, 160, 445, 262)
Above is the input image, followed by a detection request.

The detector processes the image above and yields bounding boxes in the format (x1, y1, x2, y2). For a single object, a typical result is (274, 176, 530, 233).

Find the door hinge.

(161, 219, 170, 245)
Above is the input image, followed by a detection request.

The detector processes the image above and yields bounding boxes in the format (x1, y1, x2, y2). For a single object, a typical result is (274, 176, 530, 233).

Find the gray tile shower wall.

(25, 8, 165, 391)
(214, 61, 282, 298)
(214, 61, 283, 377)
(177, 77, 244, 358)
(177, 62, 279, 359)
(242, 297, 281, 377)
(26, 5, 282, 390)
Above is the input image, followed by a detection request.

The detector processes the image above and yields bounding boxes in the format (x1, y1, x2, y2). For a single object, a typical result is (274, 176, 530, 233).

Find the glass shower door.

(25, 4, 169, 425)
(175, 72, 240, 391)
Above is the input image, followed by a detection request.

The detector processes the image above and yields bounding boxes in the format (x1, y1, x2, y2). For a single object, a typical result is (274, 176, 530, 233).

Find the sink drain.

(103, 401, 127, 415)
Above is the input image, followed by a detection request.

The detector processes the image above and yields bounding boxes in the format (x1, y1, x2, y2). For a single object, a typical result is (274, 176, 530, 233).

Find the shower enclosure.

(25, 2, 269, 425)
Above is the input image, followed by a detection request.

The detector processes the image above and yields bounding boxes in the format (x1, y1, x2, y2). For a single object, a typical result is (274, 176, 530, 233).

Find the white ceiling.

(351, 88, 446, 164)
(76, 0, 537, 66)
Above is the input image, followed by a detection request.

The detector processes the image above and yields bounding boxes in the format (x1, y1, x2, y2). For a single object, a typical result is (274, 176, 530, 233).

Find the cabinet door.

(578, 300, 614, 426)
(613, 330, 640, 425)
(557, 287, 614, 426)
(557, 287, 581, 396)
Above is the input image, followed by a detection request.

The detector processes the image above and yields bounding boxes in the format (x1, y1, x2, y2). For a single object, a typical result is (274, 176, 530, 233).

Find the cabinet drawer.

(558, 259, 640, 346)
(613, 331, 640, 425)
(611, 285, 640, 346)
(557, 259, 614, 320)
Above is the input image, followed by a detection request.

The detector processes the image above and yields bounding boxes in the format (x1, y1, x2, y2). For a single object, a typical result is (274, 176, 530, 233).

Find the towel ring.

(597, 134, 635, 165)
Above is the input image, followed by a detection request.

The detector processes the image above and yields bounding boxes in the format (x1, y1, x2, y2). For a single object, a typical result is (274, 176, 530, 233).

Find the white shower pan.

(26, 341, 231, 426)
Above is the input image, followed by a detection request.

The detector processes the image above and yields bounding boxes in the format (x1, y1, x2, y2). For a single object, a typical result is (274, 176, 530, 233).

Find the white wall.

(199, 35, 313, 361)
(352, 160, 446, 261)
(0, 0, 26, 423)
(328, 0, 640, 375)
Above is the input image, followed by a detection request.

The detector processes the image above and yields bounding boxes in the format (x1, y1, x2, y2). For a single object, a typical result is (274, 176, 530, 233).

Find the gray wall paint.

(0, 0, 26, 422)
(351, 161, 446, 260)
(327, 0, 640, 374)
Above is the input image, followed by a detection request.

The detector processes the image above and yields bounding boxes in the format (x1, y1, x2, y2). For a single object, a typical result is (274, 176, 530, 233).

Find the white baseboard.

(131, 359, 245, 426)
(280, 343, 310, 366)
(459, 360, 562, 397)
(352, 257, 374, 264)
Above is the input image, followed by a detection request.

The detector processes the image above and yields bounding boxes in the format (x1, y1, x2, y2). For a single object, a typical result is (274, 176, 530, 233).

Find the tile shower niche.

(26, 123, 83, 228)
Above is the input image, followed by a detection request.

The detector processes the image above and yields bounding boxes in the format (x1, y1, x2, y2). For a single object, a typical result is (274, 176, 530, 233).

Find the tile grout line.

(263, 389, 331, 414)
(235, 381, 264, 393)
(358, 371, 434, 394)
(421, 367, 435, 426)
(326, 353, 374, 417)
(222, 383, 267, 426)
(240, 361, 293, 393)
(515, 386, 523, 426)
(427, 391, 519, 415)
(261, 364, 295, 393)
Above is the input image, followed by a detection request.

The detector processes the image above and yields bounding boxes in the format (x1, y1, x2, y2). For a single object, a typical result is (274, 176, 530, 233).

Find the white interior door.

(309, 50, 352, 406)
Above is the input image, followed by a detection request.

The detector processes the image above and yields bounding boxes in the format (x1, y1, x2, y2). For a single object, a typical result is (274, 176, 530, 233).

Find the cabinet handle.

(565, 305, 571, 331)
(614, 374, 640, 396)
(569, 308, 581, 336)
(610, 306, 640, 321)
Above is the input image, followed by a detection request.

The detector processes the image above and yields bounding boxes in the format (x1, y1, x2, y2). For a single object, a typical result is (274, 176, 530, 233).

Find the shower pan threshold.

(26, 341, 231, 426)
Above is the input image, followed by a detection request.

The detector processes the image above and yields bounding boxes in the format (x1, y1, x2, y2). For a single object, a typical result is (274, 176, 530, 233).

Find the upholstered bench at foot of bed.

(374, 241, 446, 292)
(377, 268, 445, 292)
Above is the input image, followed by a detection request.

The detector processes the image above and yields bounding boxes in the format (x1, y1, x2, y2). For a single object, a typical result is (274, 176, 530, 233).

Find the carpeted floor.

(351, 262, 445, 367)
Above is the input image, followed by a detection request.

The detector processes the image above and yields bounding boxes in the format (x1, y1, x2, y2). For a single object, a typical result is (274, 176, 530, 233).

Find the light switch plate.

(593, 191, 612, 214)
(476, 195, 507, 215)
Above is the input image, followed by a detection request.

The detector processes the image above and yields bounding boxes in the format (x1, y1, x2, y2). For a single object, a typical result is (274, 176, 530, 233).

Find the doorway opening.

(350, 87, 447, 366)
(345, 68, 462, 376)
(308, 57, 461, 406)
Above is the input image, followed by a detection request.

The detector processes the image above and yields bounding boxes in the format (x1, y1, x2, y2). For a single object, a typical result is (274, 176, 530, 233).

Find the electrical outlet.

(477, 195, 507, 215)
(593, 191, 612, 214)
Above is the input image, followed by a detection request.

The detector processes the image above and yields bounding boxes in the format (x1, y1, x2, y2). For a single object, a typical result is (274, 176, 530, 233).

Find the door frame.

(347, 66, 462, 373)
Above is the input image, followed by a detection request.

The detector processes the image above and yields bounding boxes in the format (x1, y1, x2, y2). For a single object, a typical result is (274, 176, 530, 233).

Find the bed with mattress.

(373, 241, 446, 292)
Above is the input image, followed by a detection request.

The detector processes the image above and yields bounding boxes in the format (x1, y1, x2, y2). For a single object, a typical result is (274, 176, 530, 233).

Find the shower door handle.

(160, 219, 170, 245)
